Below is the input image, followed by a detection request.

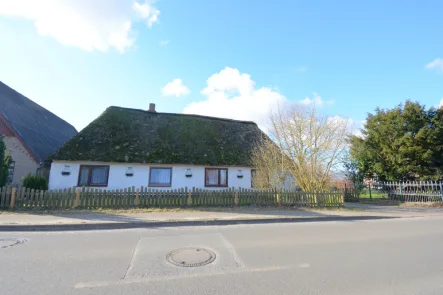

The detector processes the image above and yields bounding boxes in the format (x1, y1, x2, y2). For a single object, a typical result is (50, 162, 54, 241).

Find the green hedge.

(22, 174, 48, 190)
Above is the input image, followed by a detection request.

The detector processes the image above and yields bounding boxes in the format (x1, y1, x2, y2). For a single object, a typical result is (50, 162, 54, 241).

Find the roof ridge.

(107, 106, 258, 126)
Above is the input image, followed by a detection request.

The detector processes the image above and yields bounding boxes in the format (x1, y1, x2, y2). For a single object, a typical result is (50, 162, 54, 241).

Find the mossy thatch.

(52, 107, 266, 166)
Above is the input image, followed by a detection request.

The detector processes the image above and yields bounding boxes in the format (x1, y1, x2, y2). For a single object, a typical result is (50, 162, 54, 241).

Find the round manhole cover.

(166, 248, 216, 267)
(0, 238, 27, 249)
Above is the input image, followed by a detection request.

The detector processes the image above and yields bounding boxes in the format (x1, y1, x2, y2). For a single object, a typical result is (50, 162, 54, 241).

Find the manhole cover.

(0, 238, 27, 249)
(166, 247, 216, 267)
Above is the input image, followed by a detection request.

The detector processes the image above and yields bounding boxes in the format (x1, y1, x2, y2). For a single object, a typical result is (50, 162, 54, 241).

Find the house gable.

(2, 135, 39, 185)
(0, 113, 39, 163)
(0, 81, 78, 162)
(0, 115, 15, 136)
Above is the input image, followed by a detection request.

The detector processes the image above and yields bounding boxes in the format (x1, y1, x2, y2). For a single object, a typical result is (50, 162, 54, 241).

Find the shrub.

(22, 174, 48, 190)
(0, 136, 10, 187)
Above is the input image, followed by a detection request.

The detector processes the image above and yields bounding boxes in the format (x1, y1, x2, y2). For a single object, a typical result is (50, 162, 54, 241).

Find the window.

(7, 161, 15, 184)
(149, 167, 172, 187)
(251, 169, 256, 188)
(78, 165, 109, 187)
(205, 168, 228, 187)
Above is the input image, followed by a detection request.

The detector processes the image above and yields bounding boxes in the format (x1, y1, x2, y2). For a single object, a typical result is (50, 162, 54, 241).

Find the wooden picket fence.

(343, 189, 360, 202)
(0, 186, 344, 210)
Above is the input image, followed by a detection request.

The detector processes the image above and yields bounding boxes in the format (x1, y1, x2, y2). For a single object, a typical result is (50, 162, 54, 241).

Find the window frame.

(149, 167, 173, 187)
(77, 165, 110, 187)
(204, 168, 228, 188)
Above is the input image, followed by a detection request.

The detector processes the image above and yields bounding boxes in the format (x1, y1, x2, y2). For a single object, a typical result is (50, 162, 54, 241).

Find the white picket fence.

(369, 181, 443, 202)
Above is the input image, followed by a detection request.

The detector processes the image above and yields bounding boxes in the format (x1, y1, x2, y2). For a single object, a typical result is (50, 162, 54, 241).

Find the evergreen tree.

(349, 101, 443, 181)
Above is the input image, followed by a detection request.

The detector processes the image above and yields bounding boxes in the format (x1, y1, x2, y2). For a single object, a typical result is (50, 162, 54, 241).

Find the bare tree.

(251, 138, 291, 190)
(254, 104, 352, 191)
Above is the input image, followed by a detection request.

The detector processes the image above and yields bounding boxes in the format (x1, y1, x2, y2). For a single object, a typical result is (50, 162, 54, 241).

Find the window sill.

(149, 184, 172, 188)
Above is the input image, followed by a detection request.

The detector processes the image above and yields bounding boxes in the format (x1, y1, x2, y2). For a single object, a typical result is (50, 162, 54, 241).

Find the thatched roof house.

(49, 104, 266, 190)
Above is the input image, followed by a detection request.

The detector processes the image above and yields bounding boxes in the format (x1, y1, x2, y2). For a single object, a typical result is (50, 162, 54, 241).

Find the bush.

(22, 174, 48, 190)
(0, 136, 10, 187)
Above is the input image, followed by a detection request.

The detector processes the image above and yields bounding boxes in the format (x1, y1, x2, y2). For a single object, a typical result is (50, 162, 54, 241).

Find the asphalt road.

(1, 217, 443, 295)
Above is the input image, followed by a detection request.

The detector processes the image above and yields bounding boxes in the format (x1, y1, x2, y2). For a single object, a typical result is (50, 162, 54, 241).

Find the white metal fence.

(361, 181, 443, 202)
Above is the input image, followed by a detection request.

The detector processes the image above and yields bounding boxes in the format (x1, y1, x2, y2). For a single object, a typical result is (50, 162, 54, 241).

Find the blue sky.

(0, 0, 442, 131)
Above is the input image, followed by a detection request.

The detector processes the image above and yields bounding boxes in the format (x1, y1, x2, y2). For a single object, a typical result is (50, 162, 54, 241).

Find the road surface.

(1, 217, 443, 294)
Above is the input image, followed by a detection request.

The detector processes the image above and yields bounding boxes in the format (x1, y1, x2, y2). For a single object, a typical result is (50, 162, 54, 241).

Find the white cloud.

(160, 40, 170, 46)
(133, 1, 159, 27)
(162, 79, 190, 97)
(0, 0, 160, 53)
(437, 98, 443, 109)
(351, 119, 366, 138)
(183, 67, 287, 129)
(299, 93, 333, 107)
(425, 58, 443, 73)
(326, 116, 366, 138)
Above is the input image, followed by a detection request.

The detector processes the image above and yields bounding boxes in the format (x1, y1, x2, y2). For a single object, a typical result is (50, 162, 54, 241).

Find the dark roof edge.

(0, 81, 78, 132)
(0, 113, 40, 163)
(107, 106, 259, 126)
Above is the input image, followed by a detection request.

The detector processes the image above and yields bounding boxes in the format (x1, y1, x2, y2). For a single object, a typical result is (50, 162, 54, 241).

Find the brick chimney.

(148, 103, 156, 113)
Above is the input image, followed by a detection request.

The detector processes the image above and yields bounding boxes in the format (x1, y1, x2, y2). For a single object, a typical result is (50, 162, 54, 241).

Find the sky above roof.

(0, 0, 441, 132)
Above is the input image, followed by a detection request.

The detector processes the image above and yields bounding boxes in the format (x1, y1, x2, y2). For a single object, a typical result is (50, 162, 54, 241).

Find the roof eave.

(0, 113, 40, 163)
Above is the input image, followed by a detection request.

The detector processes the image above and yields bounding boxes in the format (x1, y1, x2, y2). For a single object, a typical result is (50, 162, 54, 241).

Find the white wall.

(49, 161, 253, 190)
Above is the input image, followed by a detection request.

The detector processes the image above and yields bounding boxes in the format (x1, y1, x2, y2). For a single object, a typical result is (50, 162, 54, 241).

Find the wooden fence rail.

(0, 186, 345, 210)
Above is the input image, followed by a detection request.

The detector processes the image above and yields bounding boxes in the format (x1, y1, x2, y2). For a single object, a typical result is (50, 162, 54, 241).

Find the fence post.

(9, 187, 17, 209)
(135, 188, 140, 206)
(399, 182, 403, 202)
(369, 184, 372, 201)
(187, 190, 193, 206)
(276, 190, 281, 206)
(234, 191, 239, 207)
(440, 182, 443, 202)
(73, 189, 81, 208)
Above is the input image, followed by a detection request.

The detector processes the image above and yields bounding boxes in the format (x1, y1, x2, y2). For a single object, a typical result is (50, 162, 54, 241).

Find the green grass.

(359, 191, 388, 199)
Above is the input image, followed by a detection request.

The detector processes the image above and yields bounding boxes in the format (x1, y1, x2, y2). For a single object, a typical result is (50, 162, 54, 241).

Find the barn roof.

(0, 81, 78, 162)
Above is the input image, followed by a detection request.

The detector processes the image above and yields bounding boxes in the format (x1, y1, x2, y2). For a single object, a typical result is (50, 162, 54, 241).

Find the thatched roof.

(52, 106, 266, 166)
(0, 81, 78, 162)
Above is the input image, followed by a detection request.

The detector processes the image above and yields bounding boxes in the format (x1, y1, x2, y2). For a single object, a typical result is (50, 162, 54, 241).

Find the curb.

(0, 215, 398, 232)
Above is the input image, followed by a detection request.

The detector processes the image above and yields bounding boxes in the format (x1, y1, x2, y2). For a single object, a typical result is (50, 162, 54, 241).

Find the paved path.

(0, 208, 357, 225)
(0, 204, 441, 228)
(345, 202, 443, 216)
(2, 217, 443, 294)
